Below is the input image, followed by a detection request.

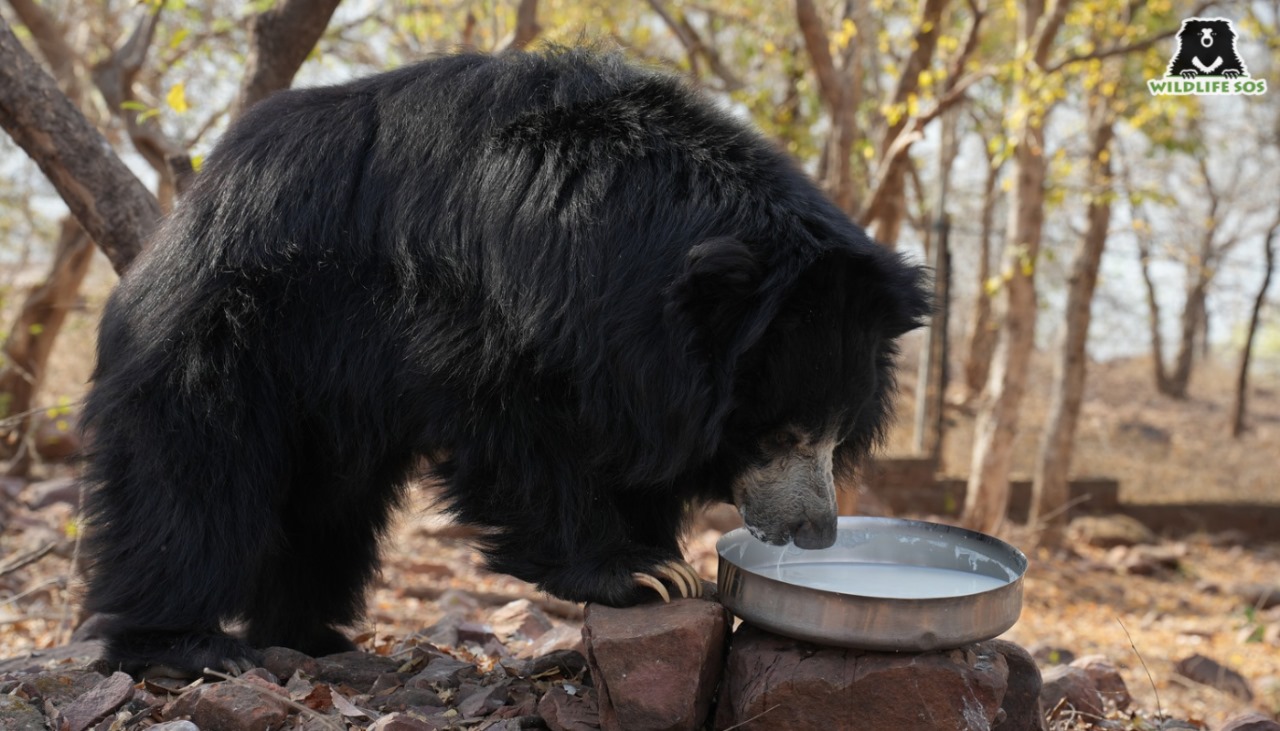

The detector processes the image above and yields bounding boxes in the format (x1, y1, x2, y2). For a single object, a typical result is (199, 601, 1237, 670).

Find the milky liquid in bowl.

(756, 560, 1010, 599)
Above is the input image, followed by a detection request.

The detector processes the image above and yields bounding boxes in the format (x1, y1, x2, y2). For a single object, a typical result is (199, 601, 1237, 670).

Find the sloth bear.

(1166, 18, 1248, 79)
(81, 49, 928, 677)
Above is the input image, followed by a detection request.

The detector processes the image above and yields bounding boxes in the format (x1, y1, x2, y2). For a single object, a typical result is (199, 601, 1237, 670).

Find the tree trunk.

(1031, 98, 1114, 546)
(862, 0, 950, 248)
(962, 153, 1002, 402)
(1230, 222, 1278, 437)
(1163, 260, 1210, 398)
(796, 0, 861, 215)
(233, 0, 344, 118)
(1134, 226, 1173, 393)
(0, 17, 158, 273)
(0, 218, 94, 474)
(963, 0, 1059, 533)
(963, 109, 1047, 533)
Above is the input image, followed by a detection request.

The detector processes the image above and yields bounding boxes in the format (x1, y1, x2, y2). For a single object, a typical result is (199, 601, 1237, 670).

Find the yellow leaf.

(167, 82, 189, 114)
(56, 420, 68, 432)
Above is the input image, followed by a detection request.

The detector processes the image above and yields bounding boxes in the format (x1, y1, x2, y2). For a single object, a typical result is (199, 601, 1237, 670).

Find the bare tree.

(0, 220, 93, 472)
(960, 109, 1007, 403)
(233, 0, 344, 119)
(795, 0, 860, 214)
(1031, 88, 1115, 546)
(0, 17, 158, 275)
(962, 0, 1068, 533)
(1231, 219, 1278, 437)
(858, 0, 982, 248)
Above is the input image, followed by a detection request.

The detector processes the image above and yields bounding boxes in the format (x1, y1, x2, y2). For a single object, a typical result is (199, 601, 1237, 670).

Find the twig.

(722, 703, 780, 730)
(1116, 618, 1164, 721)
(0, 541, 56, 577)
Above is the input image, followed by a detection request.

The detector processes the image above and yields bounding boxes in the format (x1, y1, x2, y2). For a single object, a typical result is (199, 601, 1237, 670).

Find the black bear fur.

(80, 48, 929, 676)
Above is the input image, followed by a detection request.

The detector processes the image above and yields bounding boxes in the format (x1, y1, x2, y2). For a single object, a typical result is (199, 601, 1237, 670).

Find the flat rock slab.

(1219, 713, 1280, 731)
(714, 624, 1011, 731)
(60, 671, 136, 731)
(584, 597, 729, 731)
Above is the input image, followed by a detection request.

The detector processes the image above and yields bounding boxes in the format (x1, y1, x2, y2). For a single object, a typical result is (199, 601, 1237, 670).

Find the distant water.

(758, 561, 1008, 599)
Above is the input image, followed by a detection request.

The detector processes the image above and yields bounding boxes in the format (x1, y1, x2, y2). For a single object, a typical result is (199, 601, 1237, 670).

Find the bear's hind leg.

(243, 474, 407, 658)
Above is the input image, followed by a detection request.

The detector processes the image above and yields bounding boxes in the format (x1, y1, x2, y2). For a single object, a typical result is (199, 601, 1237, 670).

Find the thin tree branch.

(233, 0, 344, 119)
(505, 0, 540, 51)
(795, 0, 841, 109)
(0, 17, 158, 273)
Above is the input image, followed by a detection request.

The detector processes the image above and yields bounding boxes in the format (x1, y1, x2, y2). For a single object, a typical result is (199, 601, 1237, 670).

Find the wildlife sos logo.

(1148, 18, 1267, 96)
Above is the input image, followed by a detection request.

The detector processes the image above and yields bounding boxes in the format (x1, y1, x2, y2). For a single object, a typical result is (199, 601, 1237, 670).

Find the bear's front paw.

(103, 627, 262, 679)
(633, 559, 704, 602)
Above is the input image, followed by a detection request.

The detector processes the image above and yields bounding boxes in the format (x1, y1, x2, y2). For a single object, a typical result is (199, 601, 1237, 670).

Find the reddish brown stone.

(1039, 665, 1104, 719)
(1070, 655, 1130, 711)
(985, 639, 1045, 731)
(60, 671, 135, 731)
(165, 677, 290, 731)
(1219, 712, 1280, 731)
(714, 624, 1008, 731)
(538, 683, 600, 731)
(584, 598, 729, 731)
(491, 599, 554, 642)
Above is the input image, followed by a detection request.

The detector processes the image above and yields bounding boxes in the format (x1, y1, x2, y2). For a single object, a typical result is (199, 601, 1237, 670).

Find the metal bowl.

(716, 516, 1027, 651)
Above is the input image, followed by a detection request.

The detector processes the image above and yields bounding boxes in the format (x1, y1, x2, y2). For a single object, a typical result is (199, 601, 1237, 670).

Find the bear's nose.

(792, 516, 838, 549)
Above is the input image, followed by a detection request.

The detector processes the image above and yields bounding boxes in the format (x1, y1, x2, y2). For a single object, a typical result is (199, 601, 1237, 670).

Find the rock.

(456, 679, 511, 717)
(59, 671, 136, 731)
(457, 622, 500, 646)
(521, 650, 588, 680)
(0, 641, 104, 672)
(715, 624, 1007, 731)
(986, 640, 1045, 731)
(519, 624, 584, 659)
(407, 656, 478, 689)
(148, 722, 200, 731)
(1110, 543, 1185, 575)
(261, 646, 320, 681)
(1039, 665, 1104, 719)
(1175, 654, 1254, 701)
(0, 694, 46, 731)
(367, 712, 440, 731)
(491, 600, 554, 642)
(1219, 712, 1280, 731)
(1069, 515, 1157, 548)
(584, 598, 729, 731)
(164, 677, 290, 731)
(1070, 655, 1130, 711)
(13, 669, 107, 706)
(371, 686, 444, 713)
(314, 651, 405, 693)
(538, 683, 600, 731)
(1233, 583, 1280, 610)
(1029, 646, 1076, 666)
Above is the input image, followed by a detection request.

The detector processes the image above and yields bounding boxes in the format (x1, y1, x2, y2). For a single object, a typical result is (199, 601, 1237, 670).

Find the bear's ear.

(666, 237, 763, 357)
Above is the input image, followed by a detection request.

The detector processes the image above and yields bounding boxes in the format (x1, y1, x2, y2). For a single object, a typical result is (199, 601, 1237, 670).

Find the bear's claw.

(633, 559, 703, 602)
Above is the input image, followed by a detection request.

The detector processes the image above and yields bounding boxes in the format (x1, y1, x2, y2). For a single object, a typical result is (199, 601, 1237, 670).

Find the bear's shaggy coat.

(82, 49, 928, 676)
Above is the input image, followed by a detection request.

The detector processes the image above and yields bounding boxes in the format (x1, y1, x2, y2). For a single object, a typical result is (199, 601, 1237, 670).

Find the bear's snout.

(792, 513, 838, 549)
